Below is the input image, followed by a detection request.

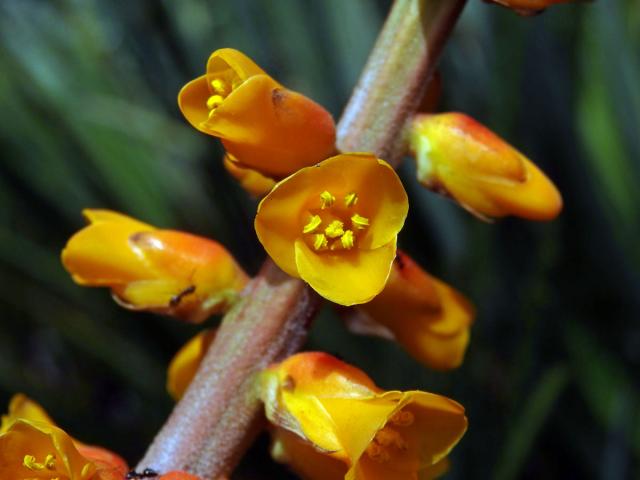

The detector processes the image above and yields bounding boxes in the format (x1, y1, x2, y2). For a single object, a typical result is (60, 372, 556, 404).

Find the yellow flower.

(255, 153, 409, 306)
(166, 329, 217, 400)
(347, 250, 474, 370)
(178, 48, 336, 179)
(260, 352, 468, 480)
(0, 395, 128, 480)
(409, 113, 562, 221)
(61, 209, 249, 323)
(224, 154, 276, 198)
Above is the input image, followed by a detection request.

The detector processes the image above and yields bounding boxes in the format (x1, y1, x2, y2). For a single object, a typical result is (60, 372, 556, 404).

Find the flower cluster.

(47, 32, 567, 479)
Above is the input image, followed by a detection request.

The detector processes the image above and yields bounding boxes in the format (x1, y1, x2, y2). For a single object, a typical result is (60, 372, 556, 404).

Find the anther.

(210, 78, 230, 96)
(44, 454, 56, 470)
(375, 428, 408, 450)
(313, 234, 328, 251)
(303, 214, 322, 234)
(344, 192, 358, 207)
(366, 442, 390, 463)
(206, 95, 225, 110)
(325, 220, 344, 238)
(320, 191, 335, 209)
(341, 230, 355, 249)
(23, 455, 45, 471)
(351, 213, 370, 230)
(391, 410, 415, 427)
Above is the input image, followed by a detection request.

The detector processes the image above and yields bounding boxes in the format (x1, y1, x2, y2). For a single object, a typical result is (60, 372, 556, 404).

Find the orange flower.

(409, 113, 562, 221)
(178, 48, 336, 179)
(485, 0, 576, 15)
(346, 250, 474, 370)
(224, 154, 276, 198)
(158, 472, 203, 480)
(62, 209, 249, 323)
(0, 394, 128, 480)
(260, 352, 467, 480)
(255, 153, 408, 306)
(166, 329, 217, 400)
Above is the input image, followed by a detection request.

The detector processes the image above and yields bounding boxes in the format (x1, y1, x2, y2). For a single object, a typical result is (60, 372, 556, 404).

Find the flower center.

(366, 409, 414, 463)
(23, 453, 57, 472)
(301, 191, 370, 253)
(205, 78, 234, 117)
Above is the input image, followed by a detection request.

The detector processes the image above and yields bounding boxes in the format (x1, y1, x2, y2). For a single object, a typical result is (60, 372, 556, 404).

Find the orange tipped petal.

(62, 210, 249, 322)
(179, 48, 336, 179)
(352, 251, 475, 370)
(410, 113, 562, 221)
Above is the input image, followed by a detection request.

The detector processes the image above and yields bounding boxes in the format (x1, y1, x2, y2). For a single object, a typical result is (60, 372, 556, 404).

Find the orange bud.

(179, 48, 336, 179)
(62, 210, 249, 323)
(350, 251, 474, 370)
(409, 112, 562, 221)
(484, 0, 577, 15)
(166, 329, 217, 400)
(223, 154, 276, 198)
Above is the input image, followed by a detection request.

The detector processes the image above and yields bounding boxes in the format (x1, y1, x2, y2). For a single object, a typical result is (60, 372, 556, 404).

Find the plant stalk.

(137, 0, 466, 477)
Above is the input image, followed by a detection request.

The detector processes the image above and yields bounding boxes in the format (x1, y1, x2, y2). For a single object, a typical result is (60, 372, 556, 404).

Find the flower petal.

(295, 239, 396, 306)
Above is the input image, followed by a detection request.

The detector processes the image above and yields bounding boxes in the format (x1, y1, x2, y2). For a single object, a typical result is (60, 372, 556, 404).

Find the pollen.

(344, 192, 358, 207)
(206, 94, 225, 110)
(325, 220, 344, 238)
(24, 453, 56, 471)
(351, 213, 370, 230)
(320, 190, 335, 209)
(303, 214, 322, 234)
(390, 409, 415, 427)
(366, 442, 391, 463)
(313, 233, 328, 251)
(341, 230, 355, 249)
(211, 78, 230, 96)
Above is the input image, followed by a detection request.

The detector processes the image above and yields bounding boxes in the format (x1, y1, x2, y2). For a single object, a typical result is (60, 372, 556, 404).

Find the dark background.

(0, 0, 638, 478)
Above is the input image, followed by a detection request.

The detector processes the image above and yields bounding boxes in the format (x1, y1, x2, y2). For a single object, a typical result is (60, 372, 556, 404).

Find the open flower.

(0, 395, 128, 480)
(62, 209, 248, 323)
(167, 329, 217, 400)
(345, 250, 474, 370)
(179, 48, 336, 179)
(260, 352, 467, 480)
(255, 153, 408, 306)
(409, 113, 562, 221)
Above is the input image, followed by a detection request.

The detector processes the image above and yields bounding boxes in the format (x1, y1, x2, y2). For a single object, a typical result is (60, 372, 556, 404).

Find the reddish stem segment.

(137, 0, 467, 477)
(137, 262, 320, 475)
(338, 0, 467, 167)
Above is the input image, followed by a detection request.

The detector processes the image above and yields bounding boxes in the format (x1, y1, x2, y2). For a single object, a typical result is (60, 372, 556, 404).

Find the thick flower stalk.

(61, 209, 248, 323)
(0, 395, 128, 480)
(255, 153, 408, 306)
(346, 250, 474, 370)
(179, 48, 336, 179)
(260, 352, 468, 480)
(409, 112, 562, 221)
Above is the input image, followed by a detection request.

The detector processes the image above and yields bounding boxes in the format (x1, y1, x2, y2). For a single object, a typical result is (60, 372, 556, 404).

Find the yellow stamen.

(24, 455, 44, 471)
(320, 191, 335, 209)
(81, 462, 94, 479)
(313, 234, 328, 251)
(344, 192, 358, 207)
(375, 428, 408, 450)
(325, 220, 344, 238)
(210, 78, 230, 96)
(391, 410, 415, 427)
(366, 442, 390, 462)
(206, 94, 225, 110)
(341, 230, 355, 249)
(303, 214, 322, 234)
(44, 454, 56, 470)
(351, 213, 370, 230)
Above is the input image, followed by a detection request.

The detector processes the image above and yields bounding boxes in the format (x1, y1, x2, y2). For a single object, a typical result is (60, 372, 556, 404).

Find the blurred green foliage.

(0, 0, 638, 478)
